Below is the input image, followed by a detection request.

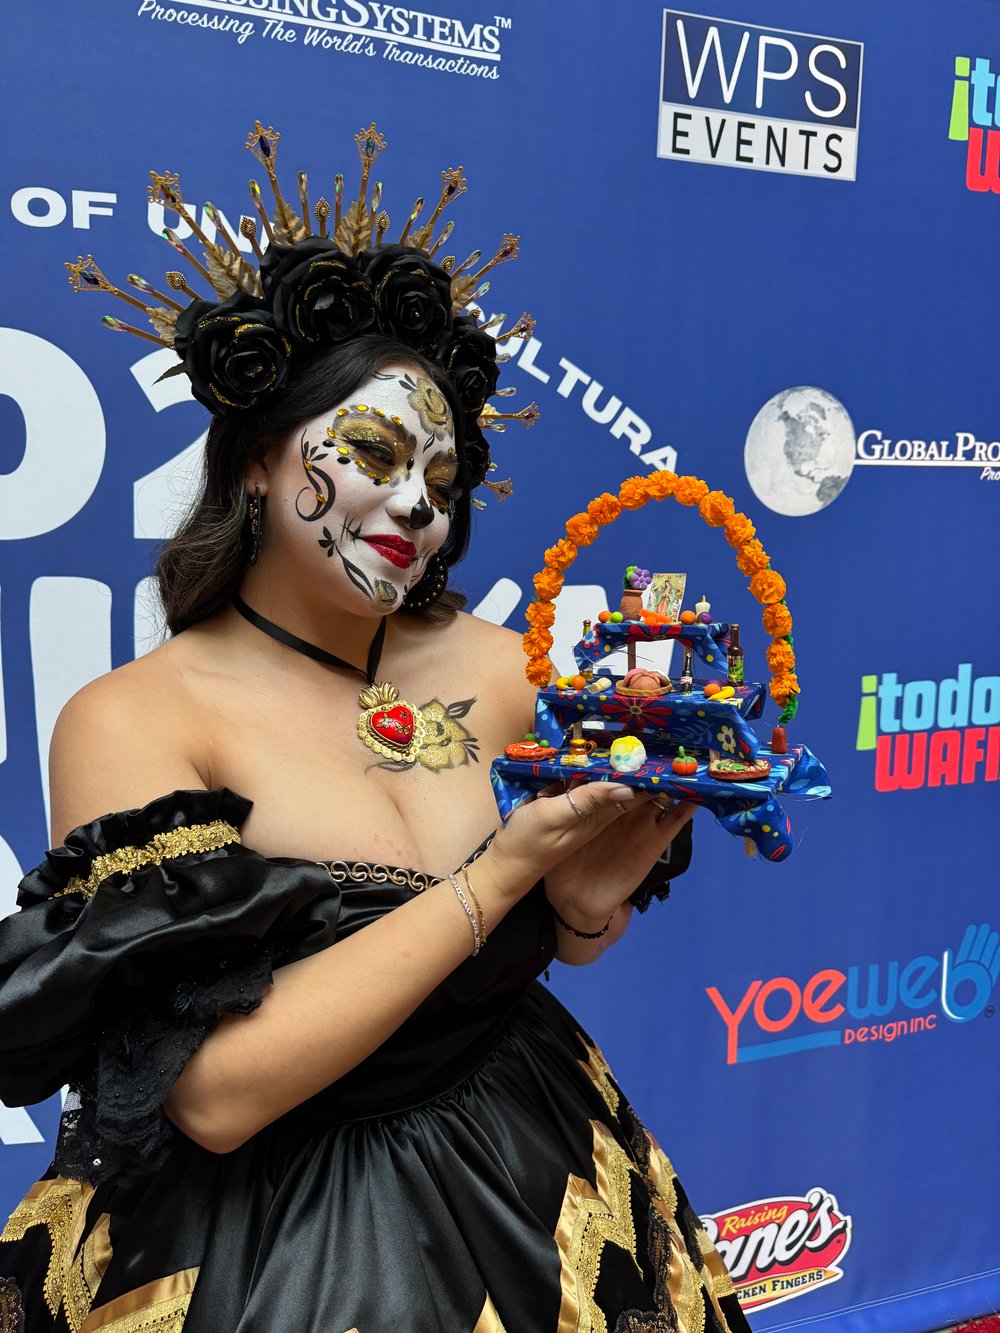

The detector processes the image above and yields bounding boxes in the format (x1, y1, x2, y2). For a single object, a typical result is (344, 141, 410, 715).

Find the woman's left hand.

(543, 788, 695, 936)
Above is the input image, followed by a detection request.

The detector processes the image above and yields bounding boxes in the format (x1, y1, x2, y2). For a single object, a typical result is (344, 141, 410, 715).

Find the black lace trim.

(53, 947, 272, 1187)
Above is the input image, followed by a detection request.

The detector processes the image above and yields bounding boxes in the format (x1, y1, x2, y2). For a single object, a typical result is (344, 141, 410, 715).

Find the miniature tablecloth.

(490, 743, 831, 862)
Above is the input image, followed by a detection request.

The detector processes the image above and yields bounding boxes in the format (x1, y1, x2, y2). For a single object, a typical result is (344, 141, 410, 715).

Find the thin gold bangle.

(460, 867, 488, 946)
(447, 873, 482, 955)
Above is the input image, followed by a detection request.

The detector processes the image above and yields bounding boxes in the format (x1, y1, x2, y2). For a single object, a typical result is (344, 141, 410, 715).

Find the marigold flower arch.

(521, 471, 800, 724)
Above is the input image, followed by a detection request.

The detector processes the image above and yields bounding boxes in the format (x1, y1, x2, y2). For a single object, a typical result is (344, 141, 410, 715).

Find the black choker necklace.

(232, 593, 426, 765)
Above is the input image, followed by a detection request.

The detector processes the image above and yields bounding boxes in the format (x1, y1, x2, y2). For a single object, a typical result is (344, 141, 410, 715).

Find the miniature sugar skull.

(609, 735, 647, 774)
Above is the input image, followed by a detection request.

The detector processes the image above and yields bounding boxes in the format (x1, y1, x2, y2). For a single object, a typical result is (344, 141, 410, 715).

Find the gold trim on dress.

(554, 1121, 640, 1333)
(80, 1266, 199, 1332)
(318, 833, 495, 895)
(576, 1039, 620, 1117)
(472, 1293, 508, 1332)
(320, 860, 440, 893)
(0, 1177, 96, 1316)
(63, 1213, 113, 1333)
(55, 821, 242, 900)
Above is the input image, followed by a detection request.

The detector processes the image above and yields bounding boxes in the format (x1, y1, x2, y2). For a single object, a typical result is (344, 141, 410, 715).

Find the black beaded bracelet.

(552, 906, 614, 939)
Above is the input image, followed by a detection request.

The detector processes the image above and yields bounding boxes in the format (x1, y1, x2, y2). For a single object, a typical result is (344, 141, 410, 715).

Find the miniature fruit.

(714, 685, 735, 700)
(609, 611, 623, 623)
(679, 609, 697, 625)
(672, 747, 698, 776)
(703, 680, 722, 697)
(556, 677, 571, 688)
(597, 610, 611, 623)
(570, 675, 587, 690)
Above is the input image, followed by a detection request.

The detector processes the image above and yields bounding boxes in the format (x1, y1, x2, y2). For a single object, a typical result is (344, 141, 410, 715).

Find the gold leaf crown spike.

(336, 123, 388, 255)
(409, 167, 467, 252)
(67, 118, 534, 490)
(451, 235, 519, 310)
(496, 313, 536, 343)
(245, 121, 303, 244)
(398, 196, 424, 244)
(314, 197, 331, 238)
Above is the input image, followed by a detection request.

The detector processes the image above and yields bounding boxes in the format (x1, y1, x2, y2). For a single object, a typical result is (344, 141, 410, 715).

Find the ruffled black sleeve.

(0, 788, 340, 1184)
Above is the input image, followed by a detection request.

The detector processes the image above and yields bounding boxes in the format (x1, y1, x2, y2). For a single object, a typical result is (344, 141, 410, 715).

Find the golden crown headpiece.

(65, 121, 539, 502)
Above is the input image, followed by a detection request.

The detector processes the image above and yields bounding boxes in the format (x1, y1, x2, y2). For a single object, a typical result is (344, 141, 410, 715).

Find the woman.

(0, 127, 751, 1332)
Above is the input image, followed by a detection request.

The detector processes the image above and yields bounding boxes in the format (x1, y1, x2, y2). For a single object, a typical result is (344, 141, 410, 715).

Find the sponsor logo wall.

(1, 3, 997, 1331)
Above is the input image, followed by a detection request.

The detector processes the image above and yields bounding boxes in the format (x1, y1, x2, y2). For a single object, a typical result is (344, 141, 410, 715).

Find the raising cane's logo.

(701, 1188, 852, 1311)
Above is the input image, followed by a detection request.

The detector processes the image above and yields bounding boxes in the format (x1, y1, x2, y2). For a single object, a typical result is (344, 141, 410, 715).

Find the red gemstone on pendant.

(370, 705, 414, 748)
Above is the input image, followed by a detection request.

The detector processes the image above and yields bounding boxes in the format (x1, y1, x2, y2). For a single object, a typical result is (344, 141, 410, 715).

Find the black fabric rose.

(439, 314, 499, 415)
(358, 244, 453, 352)
(261, 239, 374, 348)
(173, 292, 291, 412)
(462, 417, 492, 491)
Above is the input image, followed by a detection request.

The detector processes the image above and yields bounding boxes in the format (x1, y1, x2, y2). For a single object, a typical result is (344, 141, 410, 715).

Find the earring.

(247, 485, 264, 566)
(403, 552, 448, 610)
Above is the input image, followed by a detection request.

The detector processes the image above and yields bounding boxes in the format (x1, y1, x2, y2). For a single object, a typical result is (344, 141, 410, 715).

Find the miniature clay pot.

(619, 588, 645, 621)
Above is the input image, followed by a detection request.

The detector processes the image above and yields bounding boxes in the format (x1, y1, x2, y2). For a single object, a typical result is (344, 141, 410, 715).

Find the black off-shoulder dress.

(0, 789, 750, 1333)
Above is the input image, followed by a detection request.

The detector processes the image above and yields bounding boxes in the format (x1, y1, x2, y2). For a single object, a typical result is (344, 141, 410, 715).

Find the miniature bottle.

(679, 648, 694, 694)
(727, 623, 744, 685)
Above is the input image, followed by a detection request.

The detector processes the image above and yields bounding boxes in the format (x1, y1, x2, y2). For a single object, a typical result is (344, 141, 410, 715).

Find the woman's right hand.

(473, 782, 645, 908)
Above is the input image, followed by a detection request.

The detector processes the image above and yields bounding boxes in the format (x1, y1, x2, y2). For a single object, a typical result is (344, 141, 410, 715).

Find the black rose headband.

(66, 121, 540, 502)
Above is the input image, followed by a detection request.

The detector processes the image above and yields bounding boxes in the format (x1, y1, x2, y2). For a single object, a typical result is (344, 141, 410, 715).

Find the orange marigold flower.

(646, 470, 678, 500)
(618, 476, 651, 509)
(735, 540, 770, 576)
(673, 475, 710, 507)
(525, 601, 556, 630)
(533, 568, 564, 600)
(522, 627, 554, 657)
(566, 513, 599, 545)
(587, 493, 623, 525)
(543, 538, 578, 571)
(769, 672, 801, 704)
(762, 603, 793, 637)
(750, 569, 787, 605)
(699, 489, 735, 527)
(724, 513, 756, 548)
(766, 639, 796, 673)
(526, 657, 553, 687)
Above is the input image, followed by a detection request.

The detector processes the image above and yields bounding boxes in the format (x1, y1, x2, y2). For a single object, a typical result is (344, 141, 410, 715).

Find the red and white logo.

(701, 1187, 852, 1311)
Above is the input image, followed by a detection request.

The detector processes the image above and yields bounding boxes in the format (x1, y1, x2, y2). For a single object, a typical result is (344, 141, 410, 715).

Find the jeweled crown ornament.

(65, 120, 539, 502)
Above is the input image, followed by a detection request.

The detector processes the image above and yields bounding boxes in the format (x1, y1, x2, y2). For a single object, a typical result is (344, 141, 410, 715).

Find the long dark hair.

(156, 335, 471, 635)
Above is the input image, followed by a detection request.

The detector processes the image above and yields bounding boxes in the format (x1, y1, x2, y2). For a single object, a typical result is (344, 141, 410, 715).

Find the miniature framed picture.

(644, 572, 687, 622)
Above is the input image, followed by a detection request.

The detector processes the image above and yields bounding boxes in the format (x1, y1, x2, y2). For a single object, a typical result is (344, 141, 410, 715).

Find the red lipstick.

(363, 534, 416, 569)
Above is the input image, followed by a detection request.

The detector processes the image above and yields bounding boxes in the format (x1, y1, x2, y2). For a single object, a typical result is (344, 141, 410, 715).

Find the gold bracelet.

(460, 867, 488, 947)
(447, 873, 482, 955)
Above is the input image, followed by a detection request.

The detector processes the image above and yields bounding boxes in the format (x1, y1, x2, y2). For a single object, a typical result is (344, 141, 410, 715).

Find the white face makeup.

(272, 365, 459, 612)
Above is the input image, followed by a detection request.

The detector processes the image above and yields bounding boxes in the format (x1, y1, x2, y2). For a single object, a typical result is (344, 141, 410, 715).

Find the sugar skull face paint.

(276, 365, 459, 611)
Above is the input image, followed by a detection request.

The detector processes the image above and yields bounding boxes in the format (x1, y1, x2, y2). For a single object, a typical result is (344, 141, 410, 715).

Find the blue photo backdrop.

(1, 2, 998, 1329)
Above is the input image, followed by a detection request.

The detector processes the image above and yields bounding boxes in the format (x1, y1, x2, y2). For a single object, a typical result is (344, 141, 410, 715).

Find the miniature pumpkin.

(672, 747, 698, 775)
